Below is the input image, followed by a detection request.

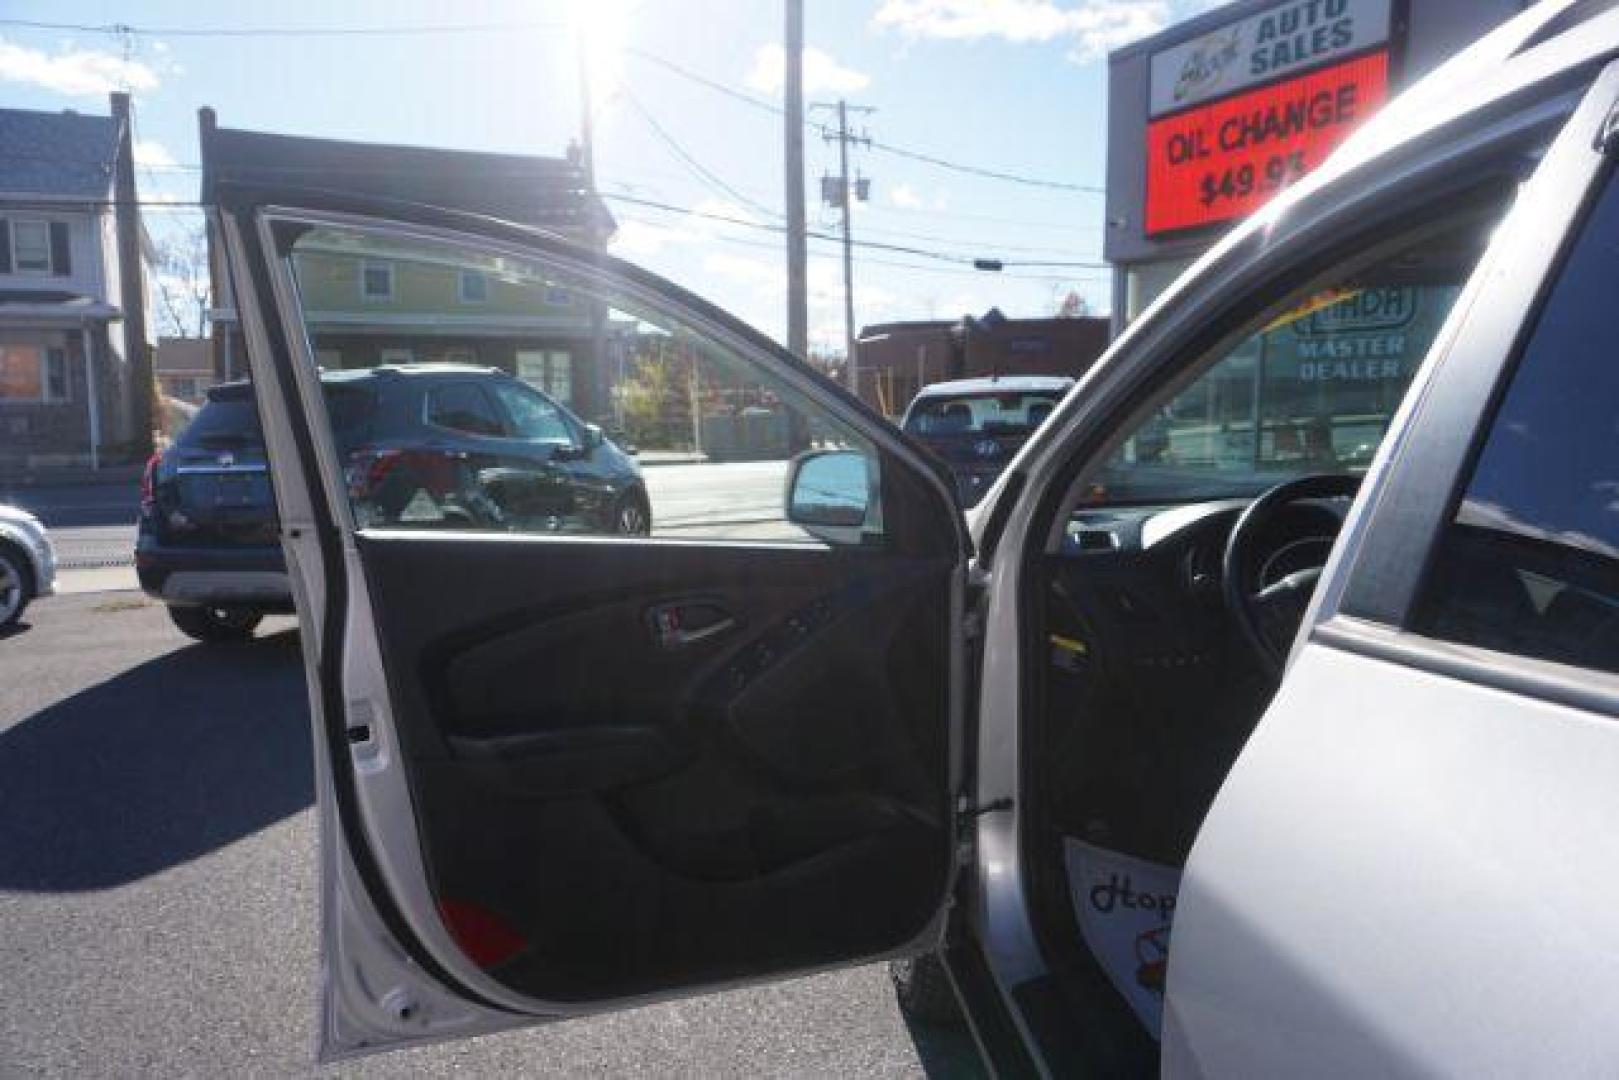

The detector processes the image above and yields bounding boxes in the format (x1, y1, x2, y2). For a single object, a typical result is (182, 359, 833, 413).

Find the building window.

(544, 285, 572, 307)
(360, 261, 395, 300)
(0, 343, 69, 402)
(517, 349, 572, 404)
(44, 348, 68, 402)
(379, 347, 414, 366)
(12, 221, 52, 274)
(459, 270, 489, 303)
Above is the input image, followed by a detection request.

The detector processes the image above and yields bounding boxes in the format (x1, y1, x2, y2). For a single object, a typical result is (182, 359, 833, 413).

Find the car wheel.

(889, 953, 964, 1027)
(0, 542, 33, 629)
(167, 604, 263, 643)
(613, 491, 652, 536)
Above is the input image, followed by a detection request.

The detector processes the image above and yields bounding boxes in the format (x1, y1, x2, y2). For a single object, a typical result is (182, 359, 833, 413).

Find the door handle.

(646, 601, 736, 649)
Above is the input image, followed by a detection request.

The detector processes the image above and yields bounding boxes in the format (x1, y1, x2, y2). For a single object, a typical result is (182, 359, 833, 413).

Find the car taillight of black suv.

(138, 364, 650, 641)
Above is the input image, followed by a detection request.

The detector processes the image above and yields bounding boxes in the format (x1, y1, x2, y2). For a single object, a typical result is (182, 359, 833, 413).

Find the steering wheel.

(1222, 474, 1361, 678)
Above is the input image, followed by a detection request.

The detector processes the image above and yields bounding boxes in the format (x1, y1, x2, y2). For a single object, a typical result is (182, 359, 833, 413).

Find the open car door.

(211, 171, 968, 1059)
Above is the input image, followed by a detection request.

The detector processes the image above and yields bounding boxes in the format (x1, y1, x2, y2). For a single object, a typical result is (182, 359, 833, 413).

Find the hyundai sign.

(1144, 0, 1394, 236)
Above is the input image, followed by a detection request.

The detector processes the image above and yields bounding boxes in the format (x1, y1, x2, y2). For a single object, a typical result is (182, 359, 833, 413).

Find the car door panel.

(1164, 59, 1619, 1075)
(212, 185, 966, 1055)
(1166, 640, 1619, 1076)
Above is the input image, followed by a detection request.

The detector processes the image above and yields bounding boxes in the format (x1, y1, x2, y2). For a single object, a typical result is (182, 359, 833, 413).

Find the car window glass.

(321, 384, 375, 453)
(426, 384, 505, 437)
(903, 390, 1065, 436)
(285, 225, 882, 542)
(490, 381, 574, 445)
(1414, 168, 1619, 674)
(1089, 212, 1500, 506)
(177, 395, 264, 448)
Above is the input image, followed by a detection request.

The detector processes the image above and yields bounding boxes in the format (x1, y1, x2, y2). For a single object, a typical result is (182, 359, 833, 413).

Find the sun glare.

(574, 0, 630, 102)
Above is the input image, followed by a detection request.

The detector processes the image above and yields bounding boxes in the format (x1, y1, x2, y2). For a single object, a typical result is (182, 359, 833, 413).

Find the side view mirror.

(604, 426, 638, 455)
(785, 450, 872, 539)
(583, 422, 606, 450)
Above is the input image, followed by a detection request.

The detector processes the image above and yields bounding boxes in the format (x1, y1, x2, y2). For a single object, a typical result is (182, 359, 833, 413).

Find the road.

(13, 462, 798, 594)
(645, 460, 796, 540)
(0, 593, 983, 1077)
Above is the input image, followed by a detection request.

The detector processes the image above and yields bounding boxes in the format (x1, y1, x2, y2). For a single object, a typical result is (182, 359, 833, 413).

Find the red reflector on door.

(437, 899, 528, 969)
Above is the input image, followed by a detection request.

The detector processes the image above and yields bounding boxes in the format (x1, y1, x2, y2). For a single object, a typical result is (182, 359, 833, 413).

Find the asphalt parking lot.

(0, 593, 983, 1077)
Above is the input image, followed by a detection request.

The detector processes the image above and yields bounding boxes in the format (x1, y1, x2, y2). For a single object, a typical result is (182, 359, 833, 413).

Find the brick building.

(854, 313, 1111, 417)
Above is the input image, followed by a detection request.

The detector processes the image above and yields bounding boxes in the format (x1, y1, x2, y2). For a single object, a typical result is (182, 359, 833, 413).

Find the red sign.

(1145, 50, 1389, 236)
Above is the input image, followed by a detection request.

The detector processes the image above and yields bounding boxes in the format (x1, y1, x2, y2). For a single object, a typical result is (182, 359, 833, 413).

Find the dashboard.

(1048, 497, 1351, 674)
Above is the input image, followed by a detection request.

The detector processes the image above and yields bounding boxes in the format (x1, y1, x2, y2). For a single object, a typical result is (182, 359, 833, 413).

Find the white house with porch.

(0, 95, 151, 473)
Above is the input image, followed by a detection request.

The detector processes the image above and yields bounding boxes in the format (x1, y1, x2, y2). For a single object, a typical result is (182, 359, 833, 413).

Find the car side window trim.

(1314, 616, 1619, 720)
(1329, 60, 1619, 628)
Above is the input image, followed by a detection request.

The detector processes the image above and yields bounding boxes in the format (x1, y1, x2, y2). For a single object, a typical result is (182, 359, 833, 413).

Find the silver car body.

(221, 0, 1619, 1069)
(0, 503, 57, 600)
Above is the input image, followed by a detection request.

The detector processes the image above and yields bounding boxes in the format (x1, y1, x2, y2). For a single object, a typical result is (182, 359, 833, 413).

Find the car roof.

(204, 364, 509, 401)
(915, 376, 1076, 398)
(319, 363, 506, 381)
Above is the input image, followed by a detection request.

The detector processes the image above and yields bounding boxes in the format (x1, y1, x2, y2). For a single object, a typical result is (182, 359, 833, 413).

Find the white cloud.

(703, 251, 784, 291)
(0, 36, 161, 96)
(872, 0, 1219, 62)
(889, 184, 924, 209)
(609, 219, 689, 259)
(133, 139, 177, 169)
(745, 44, 871, 96)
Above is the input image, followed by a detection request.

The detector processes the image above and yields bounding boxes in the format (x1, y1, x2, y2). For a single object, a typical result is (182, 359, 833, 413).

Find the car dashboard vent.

(1071, 527, 1120, 553)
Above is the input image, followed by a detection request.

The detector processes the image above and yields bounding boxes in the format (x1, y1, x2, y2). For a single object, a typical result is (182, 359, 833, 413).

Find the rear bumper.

(135, 542, 292, 611)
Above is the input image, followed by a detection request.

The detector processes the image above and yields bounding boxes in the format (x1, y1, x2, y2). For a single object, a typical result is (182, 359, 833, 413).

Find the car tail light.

(139, 450, 163, 510)
(345, 447, 400, 498)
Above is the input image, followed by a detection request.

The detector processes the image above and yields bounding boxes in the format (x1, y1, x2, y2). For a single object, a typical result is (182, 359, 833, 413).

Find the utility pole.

(812, 100, 873, 397)
(575, 24, 611, 421)
(784, 0, 808, 362)
(575, 24, 596, 189)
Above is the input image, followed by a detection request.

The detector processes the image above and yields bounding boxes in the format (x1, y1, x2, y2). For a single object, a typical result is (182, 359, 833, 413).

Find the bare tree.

(153, 226, 211, 339)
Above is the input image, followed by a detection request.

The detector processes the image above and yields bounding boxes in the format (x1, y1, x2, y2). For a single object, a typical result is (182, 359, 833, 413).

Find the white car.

(210, 2, 1619, 1071)
(0, 503, 56, 629)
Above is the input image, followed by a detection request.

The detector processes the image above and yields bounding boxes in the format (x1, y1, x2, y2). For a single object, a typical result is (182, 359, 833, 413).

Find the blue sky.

(0, 0, 1219, 348)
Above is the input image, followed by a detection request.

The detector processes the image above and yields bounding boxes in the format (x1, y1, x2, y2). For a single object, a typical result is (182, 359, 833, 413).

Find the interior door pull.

(647, 602, 736, 649)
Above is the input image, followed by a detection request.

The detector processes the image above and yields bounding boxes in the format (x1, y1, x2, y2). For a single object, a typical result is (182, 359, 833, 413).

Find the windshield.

(177, 395, 263, 448)
(1092, 212, 1501, 505)
(176, 384, 374, 451)
(903, 390, 1064, 437)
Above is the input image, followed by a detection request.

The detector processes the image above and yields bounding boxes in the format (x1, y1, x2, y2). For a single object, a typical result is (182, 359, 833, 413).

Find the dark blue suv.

(137, 364, 648, 641)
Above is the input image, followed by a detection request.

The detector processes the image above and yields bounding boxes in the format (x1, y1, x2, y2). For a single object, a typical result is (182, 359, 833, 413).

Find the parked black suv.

(138, 364, 649, 642)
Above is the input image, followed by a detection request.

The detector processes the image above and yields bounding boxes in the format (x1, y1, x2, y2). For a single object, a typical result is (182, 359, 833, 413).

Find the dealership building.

(1104, 0, 1536, 330)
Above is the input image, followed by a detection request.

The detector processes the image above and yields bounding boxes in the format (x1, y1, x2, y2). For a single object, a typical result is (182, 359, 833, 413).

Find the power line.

(617, 91, 782, 223)
(603, 189, 1107, 272)
(0, 16, 566, 38)
(614, 214, 1109, 284)
(863, 138, 1104, 194)
(625, 47, 782, 119)
(624, 47, 1102, 194)
(2, 15, 1102, 196)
